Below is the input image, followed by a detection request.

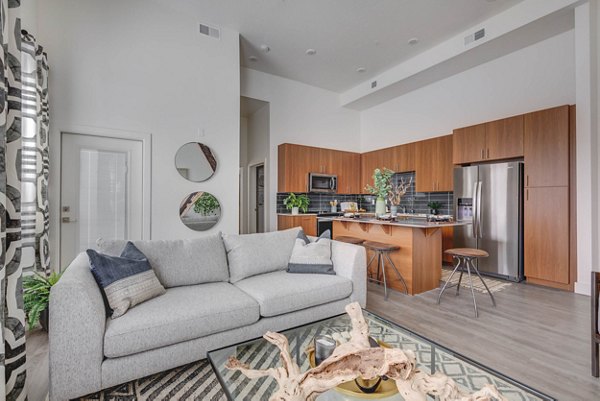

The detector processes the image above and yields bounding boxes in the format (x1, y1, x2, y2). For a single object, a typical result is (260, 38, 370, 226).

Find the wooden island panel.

(333, 220, 442, 295)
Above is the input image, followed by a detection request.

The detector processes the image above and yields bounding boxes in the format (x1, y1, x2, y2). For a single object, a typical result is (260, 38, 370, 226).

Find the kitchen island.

(333, 217, 470, 295)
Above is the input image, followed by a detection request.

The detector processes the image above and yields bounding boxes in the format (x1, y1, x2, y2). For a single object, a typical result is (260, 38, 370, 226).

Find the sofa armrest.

(332, 240, 367, 307)
(49, 253, 106, 400)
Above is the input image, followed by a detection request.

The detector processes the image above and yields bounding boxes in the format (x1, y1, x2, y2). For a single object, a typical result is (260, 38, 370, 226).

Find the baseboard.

(525, 277, 574, 291)
(575, 279, 591, 296)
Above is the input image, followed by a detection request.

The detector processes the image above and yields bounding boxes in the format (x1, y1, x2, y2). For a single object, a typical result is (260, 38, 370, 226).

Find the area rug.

(441, 268, 513, 294)
(77, 359, 225, 401)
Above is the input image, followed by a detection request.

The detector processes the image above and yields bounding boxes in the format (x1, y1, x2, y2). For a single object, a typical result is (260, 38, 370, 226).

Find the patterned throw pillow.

(87, 242, 166, 318)
(287, 229, 335, 275)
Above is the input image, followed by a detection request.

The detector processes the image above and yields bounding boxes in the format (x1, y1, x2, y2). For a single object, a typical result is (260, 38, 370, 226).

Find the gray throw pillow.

(223, 228, 301, 283)
(87, 242, 166, 318)
(287, 229, 335, 275)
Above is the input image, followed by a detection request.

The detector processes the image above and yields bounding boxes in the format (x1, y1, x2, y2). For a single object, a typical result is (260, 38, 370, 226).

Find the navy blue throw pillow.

(87, 242, 165, 318)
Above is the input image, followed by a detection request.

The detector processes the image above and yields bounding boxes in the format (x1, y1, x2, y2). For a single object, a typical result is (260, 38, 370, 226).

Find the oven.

(317, 217, 333, 237)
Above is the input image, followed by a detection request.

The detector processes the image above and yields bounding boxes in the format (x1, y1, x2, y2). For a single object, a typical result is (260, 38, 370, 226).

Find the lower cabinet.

(277, 214, 317, 237)
(524, 186, 570, 286)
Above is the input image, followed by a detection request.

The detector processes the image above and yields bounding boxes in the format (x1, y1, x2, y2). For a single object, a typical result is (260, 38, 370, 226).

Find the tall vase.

(390, 205, 398, 216)
(375, 197, 386, 216)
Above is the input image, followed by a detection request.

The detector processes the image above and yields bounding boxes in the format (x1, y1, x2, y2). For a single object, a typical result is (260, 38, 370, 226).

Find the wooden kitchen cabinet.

(360, 143, 416, 193)
(524, 105, 569, 188)
(524, 186, 569, 285)
(278, 144, 360, 194)
(278, 143, 313, 192)
(392, 143, 415, 173)
(453, 124, 486, 164)
(486, 115, 524, 160)
(415, 135, 453, 192)
(278, 214, 317, 236)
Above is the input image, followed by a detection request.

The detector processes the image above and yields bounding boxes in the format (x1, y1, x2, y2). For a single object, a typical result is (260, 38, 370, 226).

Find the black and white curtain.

(0, 0, 50, 399)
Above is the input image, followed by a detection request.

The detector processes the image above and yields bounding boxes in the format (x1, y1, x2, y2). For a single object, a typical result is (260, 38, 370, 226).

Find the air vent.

(371, 80, 377, 89)
(199, 23, 220, 39)
(464, 28, 485, 45)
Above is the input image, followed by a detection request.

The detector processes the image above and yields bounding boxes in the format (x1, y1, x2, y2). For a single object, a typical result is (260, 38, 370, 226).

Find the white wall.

(37, 0, 240, 265)
(241, 68, 361, 230)
(360, 30, 576, 150)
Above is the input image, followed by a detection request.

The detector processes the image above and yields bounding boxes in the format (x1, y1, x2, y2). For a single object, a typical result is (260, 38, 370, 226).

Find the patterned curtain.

(0, 0, 50, 399)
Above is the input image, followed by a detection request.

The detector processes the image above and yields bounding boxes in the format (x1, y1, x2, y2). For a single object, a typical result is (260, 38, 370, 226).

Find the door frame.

(247, 160, 267, 234)
(54, 125, 152, 269)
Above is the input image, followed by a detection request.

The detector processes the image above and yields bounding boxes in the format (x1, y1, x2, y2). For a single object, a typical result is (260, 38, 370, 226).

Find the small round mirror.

(175, 142, 217, 182)
(179, 191, 221, 231)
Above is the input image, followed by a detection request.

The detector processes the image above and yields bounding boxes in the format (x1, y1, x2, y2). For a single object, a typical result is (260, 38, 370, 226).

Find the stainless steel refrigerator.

(453, 161, 524, 282)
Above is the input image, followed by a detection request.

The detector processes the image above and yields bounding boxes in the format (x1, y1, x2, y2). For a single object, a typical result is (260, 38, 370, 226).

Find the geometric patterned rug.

(441, 268, 513, 294)
(77, 311, 542, 401)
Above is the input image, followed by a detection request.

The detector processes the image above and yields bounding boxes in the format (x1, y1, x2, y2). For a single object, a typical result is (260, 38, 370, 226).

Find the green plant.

(427, 201, 442, 212)
(365, 168, 394, 199)
(194, 192, 220, 215)
(283, 193, 310, 213)
(23, 271, 62, 330)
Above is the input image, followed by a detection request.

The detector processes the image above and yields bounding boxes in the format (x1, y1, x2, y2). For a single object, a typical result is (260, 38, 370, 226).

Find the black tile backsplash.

(277, 171, 453, 215)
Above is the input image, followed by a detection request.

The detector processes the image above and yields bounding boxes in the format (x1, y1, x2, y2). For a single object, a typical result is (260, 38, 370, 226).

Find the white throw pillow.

(287, 229, 334, 275)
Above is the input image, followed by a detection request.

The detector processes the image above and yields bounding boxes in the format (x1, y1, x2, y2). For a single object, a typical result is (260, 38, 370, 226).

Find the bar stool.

(363, 241, 408, 299)
(334, 236, 365, 245)
(437, 248, 496, 317)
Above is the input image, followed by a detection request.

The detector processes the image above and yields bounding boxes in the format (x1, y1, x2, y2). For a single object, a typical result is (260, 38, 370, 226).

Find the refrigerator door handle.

(472, 182, 478, 237)
(477, 181, 483, 238)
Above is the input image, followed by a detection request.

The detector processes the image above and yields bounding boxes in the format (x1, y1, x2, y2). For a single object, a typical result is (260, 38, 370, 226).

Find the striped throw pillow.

(87, 242, 166, 318)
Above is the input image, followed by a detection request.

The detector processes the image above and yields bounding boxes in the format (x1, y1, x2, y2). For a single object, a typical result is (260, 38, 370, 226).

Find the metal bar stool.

(437, 248, 496, 317)
(334, 236, 365, 245)
(363, 240, 408, 299)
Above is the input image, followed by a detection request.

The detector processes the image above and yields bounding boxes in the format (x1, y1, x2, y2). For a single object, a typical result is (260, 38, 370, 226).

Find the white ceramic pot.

(375, 197, 386, 216)
(292, 207, 299, 215)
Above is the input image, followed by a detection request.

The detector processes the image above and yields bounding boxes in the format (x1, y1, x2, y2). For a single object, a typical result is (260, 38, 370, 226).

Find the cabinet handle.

(481, 149, 484, 159)
(487, 148, 490, 158)
(526, 189, 529, 201)
(526, 175, 529, 186)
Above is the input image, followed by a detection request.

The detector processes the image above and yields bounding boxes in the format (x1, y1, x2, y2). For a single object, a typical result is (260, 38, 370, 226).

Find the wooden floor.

(26, 281, 600, 401)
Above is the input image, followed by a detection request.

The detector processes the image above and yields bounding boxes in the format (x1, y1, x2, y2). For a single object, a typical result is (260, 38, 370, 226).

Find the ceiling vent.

(464, 28, 485, 46)
(199, 23, 220, 39)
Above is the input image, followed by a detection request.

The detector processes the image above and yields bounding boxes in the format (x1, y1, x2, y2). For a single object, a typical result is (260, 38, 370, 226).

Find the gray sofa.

(49, 228, 366, 400)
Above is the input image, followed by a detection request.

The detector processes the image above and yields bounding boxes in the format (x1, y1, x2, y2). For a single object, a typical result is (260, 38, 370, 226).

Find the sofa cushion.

(103, 282, 259, 358)
(223, 228, 300, 283)
(234, 270, 352, 317)
(98, 233, 229, 288)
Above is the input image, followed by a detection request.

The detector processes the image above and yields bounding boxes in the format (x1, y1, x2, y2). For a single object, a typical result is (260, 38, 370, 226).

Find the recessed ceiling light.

(248, 56, 258, 62)
(356, 67, 366, 73)
(305, 48, 317, 56)
(408, 37, 419, 46)
(260, 44, 270, 53)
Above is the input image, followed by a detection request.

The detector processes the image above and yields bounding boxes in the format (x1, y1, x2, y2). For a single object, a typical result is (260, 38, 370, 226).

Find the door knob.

(62, 217, 78, 223)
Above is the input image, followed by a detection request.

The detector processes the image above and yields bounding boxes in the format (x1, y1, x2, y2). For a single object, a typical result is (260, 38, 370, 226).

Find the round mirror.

(179, 191, 221, 231)
(175, 142, 217, 182)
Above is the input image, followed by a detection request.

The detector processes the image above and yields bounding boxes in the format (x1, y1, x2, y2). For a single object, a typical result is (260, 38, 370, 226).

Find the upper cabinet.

(524, 105, 569, 188)
(278, 143, 361, 194)
(452, 124, 486, 164)
(415, 135, 453, 192)
(360, 143, 414, 193)
(453, 115, 524, 165)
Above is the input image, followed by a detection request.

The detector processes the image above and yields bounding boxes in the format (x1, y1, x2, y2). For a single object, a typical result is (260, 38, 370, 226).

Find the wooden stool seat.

(444, 248, 489, 258)
(335, 236, 364, 245)
(363, 241, 400, 252)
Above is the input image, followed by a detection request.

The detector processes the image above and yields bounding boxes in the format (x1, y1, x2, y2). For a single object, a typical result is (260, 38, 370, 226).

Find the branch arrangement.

(226, 302, 508, 401)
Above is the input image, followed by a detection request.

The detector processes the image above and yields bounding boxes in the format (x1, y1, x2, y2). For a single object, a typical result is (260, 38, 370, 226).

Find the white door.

(60, 133, 144, 266)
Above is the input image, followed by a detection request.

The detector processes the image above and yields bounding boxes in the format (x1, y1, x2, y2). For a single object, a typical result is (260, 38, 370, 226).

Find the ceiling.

(188, 0, 524, 92)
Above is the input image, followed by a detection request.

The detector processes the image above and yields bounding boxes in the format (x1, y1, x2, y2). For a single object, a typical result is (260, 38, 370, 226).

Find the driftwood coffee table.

(208, 310, 553, 401)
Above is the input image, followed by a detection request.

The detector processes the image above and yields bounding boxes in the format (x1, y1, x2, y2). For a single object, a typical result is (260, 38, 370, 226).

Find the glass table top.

(208, 310, 554, 401)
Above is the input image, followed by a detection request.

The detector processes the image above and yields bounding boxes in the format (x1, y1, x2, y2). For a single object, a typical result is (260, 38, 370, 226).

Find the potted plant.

(283, 193, 310, 215)
(194, 192, 220, 216)
(365, 168, 394, 216)
(24, 271, 62, 331)
(427, 201, 442, 215)
(387, 177, 412, 216)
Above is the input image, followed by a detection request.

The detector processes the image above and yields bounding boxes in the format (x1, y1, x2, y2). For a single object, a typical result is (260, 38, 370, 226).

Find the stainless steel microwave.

(309, 173, 337, 193)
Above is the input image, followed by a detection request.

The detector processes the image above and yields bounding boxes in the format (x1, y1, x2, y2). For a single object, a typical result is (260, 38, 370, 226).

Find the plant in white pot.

(365, 168, 394, 216)
(283, 193, 310, 215)
(388, 177, 412, 216)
